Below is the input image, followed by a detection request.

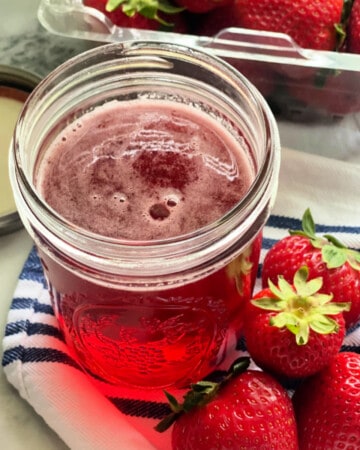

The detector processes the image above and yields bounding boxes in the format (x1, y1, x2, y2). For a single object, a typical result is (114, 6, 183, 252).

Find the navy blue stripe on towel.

(2, 346, 81, 369)
(18, 246, 47, 285)
(5, 321, 64, 341)
(10, 297, 54, 315)
(109, 397, 171, 420)
(267, 215, 360, 235)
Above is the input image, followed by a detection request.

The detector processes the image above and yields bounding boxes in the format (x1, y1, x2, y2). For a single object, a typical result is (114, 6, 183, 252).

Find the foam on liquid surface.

(36, 100, 253, 240)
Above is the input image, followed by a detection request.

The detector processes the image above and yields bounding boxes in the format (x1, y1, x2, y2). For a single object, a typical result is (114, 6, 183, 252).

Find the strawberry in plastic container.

(347, 0, 360, 52)
(173, 0, 233, 14)
(196, 0, 345, 51)
(83, 0, 188, 32)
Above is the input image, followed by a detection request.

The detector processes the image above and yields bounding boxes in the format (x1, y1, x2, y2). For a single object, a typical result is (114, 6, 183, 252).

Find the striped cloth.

(2, 148, 360, 450)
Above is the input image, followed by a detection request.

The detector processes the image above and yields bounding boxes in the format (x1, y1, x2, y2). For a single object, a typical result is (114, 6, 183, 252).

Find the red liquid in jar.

(36, 100, 261, 388)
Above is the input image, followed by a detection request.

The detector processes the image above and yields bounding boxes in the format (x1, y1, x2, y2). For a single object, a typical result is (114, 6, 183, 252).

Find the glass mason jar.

(10, 41, 280, 389)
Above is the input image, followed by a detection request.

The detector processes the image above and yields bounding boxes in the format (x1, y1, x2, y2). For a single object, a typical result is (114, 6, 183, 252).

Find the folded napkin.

(2, 148, 360, 450)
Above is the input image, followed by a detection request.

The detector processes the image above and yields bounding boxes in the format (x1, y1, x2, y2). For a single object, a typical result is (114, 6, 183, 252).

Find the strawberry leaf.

(309, 315, 339, 334)
(270, 312, 299, 328)
(155, 390, 182, 432)
(106, 0, 184, 22)
(322, 245, 348, 268)
(301, 208, 316, 238)
(337, 0, 356, 49)
(230, 356, 251, 375)
(106, 0, 125, 12)
(252, 297, 284, 311)
(317, 301, 351, 315)
(324, 234, 346, 248)
(191, 381, 218, 395)
(154, 412, 178, 432)
(164, 390, 181, 412)
(289, 209, 325, 248)
(314, 292, 335, 306)
(156, 0, 185, 14)
(294, 266, 323, 297)
(322, 235, 360, 270)
(334, 23, 346, 51)
(350, 249, 360, 271)
(277, 276, 296, 298)
(293, 319, 309, 345)
(268, 277, 296, 302)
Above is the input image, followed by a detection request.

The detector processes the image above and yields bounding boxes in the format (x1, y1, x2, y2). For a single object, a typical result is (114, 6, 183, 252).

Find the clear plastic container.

(37, 0, 360, 161)
(10, 41, 280, 388)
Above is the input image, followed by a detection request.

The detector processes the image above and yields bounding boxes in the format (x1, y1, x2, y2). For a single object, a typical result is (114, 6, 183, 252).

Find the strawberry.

(244, 267, 350, 379)
(285, 67, 360, 117)
(156, 357, 299, 450)
(195, 2, 250, 36)
(224, 59, 277, 99)
(347, 0, 360, 52)
(262, 209, 360, 329)
(83, 0, 187, 31)
(196, 0, 345, 51)
(173, 0, 233, 14)
(293, 351, 360, 450)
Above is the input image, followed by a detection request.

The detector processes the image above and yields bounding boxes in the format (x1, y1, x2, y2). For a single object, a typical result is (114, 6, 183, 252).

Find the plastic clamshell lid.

(37, 0, 360, 71)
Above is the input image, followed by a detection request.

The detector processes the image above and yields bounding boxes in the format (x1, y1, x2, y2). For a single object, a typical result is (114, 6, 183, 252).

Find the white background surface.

(0, 1, 359, 449)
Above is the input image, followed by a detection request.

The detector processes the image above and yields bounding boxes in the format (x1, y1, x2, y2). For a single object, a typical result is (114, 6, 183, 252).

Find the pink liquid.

(36, 100, 260, 388)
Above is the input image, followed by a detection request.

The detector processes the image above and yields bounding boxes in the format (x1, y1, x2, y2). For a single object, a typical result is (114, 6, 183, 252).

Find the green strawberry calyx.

(253, 266, 351, 345)
(155, 357, 250, 433)
(289, 208, 360, 271)
(106, 0, 184, 26)
(335, 0, 356, 50)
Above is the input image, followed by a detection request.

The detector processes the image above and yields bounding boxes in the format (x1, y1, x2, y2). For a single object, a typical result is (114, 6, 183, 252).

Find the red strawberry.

(244, 267, 349, 379)
(347, 0, 360, 52)
(195, 2, 250, 36)
(83, 0, 187, 31)
(196, 0, 344, 51)
(262, 209, 360, 329)
(156, 358, 299, 450)
(285, 67, 360, 117)
(173, 0, 233, 14)
(293, 351, 360, 450)
(224, 58, 277, 99)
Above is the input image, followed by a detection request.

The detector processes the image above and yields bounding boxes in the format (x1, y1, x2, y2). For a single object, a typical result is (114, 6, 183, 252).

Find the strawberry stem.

(334, 0, 356, 50)
(155, 357, 250, 433)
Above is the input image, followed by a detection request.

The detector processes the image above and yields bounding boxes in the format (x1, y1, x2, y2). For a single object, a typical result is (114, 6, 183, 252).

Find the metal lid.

(0, 65, 41, 235)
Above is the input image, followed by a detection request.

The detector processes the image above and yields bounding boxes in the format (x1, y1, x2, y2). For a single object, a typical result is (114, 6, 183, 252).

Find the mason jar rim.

(11, 41, 280, 283)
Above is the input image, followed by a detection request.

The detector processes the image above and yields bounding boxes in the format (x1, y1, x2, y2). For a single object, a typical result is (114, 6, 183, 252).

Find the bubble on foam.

(149, 203, 170, 221)
(111, 192, 128, 204)
(166, 198, 178, 208)
(116, 193, 127, 203)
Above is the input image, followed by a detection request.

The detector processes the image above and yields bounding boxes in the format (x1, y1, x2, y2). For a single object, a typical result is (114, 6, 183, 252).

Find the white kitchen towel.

(2, 148, 360, 450)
